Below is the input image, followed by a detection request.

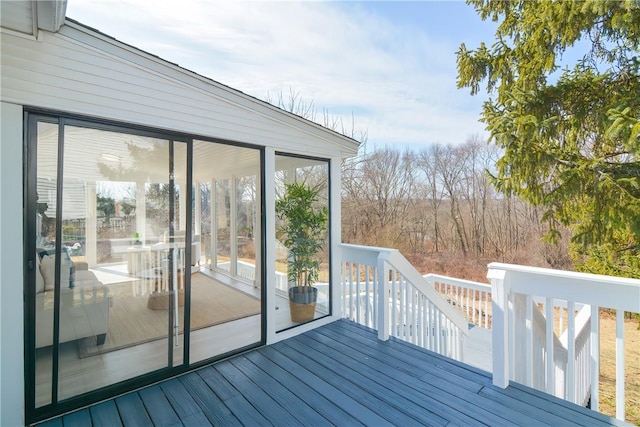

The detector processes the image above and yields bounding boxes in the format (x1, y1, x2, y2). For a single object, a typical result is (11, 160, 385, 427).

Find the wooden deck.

(37, 319, 629, 427)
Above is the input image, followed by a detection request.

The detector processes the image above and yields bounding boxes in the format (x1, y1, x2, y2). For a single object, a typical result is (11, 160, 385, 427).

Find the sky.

(65, 0, 498, 149)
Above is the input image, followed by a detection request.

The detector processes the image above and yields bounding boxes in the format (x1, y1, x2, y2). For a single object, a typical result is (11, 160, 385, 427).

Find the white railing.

(428, 273, 594, 406)
(340, 244, 469, 361)
(488, 262, 640, 422)
(426, 274, 492, 329)
(216, 260, 288, 290)
(561, 304, 592, 407)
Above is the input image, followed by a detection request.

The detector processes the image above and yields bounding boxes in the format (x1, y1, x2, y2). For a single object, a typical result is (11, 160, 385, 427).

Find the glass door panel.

(33, 121, 59, 408)
(275, 155, 330, 332)
(189, 139, 262, 364)
(31, 123, 184, 403)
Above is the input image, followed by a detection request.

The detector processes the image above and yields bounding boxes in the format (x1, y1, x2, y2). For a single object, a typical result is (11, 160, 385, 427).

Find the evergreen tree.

(457, 0, 640, 277)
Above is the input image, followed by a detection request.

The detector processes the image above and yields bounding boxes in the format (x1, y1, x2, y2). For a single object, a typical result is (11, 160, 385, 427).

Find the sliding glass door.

(26, 114, 263, 421)
(30, 119, 186, 407)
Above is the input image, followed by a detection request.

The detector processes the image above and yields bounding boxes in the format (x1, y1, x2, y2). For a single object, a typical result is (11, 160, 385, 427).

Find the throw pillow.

(39, 251, 74, 291)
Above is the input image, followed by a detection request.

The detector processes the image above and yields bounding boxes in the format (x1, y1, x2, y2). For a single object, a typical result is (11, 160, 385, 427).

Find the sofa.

(35, 249, 111, 349)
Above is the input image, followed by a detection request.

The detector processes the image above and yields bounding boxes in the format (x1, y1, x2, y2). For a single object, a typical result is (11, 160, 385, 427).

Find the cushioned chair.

(34, 249, 111, 348)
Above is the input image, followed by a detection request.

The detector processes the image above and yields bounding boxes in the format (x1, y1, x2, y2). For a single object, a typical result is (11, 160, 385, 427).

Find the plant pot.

(288, 286, 318, 323)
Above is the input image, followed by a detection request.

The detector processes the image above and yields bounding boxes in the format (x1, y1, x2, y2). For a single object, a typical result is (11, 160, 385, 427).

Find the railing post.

(488, 267, 509, 388)
(377, 256, 389, 341)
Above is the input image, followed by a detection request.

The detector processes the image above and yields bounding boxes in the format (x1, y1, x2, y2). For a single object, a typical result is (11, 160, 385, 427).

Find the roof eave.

(35, 0, 67, 33)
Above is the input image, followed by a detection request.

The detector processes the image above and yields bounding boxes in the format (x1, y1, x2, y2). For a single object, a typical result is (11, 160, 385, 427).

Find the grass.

(598, 312, 640, 424)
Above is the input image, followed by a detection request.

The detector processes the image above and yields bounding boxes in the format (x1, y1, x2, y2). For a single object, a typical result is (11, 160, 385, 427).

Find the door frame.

(23, 109, 267, 424)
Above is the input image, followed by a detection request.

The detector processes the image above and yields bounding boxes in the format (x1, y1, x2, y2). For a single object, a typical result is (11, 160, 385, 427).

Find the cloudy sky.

(66, 1, 497, 148)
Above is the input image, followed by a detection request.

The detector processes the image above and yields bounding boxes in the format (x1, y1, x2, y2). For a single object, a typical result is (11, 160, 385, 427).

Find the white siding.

(0, 102, 25, 427)
(0, 21, 359, 158)
(0, 1, 34, 35)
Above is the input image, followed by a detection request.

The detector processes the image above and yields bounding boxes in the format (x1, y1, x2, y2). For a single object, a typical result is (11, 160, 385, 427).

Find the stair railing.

(340, 244, 468, 361)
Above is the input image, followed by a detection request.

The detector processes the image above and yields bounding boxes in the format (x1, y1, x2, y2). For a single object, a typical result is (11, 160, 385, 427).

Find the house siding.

(0, 102, 25, 427)
(0, 22, 359, 158)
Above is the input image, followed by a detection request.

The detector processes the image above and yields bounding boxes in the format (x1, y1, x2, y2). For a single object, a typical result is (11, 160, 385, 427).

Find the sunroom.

(1, 1, 355, 424)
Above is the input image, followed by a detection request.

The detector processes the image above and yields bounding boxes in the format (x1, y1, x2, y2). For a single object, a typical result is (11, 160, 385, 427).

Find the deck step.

(463, 325, 493, 372)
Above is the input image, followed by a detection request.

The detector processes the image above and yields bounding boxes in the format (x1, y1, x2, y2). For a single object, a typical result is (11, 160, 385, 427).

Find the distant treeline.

(341, 138, 573, 273)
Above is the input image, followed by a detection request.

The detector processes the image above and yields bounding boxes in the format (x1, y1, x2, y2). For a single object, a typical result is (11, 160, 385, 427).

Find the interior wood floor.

(35, 261, 265, 408)
(35, 315, 262, 407)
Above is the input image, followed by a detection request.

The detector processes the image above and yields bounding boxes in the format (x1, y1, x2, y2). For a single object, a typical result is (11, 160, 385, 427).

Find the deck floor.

(37, 319, 629, 427)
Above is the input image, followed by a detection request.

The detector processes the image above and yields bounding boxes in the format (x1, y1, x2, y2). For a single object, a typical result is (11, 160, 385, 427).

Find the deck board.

(282, 334, 449, 426)
(304, 326, 514, 426)
(61, 409, 91, 427)
(178, 372, 241, 427)
(114, 393, 154, 427)
(159, 379, 209, 425)
(197, 366, 271, 426)
(35, 417, 62, 427)
(214, 359, 303, 426)
(259, 345, 393, 426)
(228, 355, 332, 426)
(88, 400, 123, 427)
(38, 319, 630, 427)
(138, 386, 183, 427)
(243, 349, 361, 426)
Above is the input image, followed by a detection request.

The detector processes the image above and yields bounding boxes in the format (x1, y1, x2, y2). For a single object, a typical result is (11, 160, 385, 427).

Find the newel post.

(488, 266, 510, 388)
(377, 256, 390, 341)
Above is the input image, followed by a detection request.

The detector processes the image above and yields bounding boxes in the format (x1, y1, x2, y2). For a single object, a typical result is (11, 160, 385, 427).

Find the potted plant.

(275, 181, 329, 323)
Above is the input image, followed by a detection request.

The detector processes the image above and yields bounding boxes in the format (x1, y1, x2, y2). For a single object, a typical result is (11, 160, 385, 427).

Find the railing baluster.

(526, 294, 533, 386)
(466, 287, 470, 322)
(567, 301, 575, 403)
(355, 263, 361, 324)
(545, 297, 554, 395)
(364, 266, 370, 326)
(391, 269, 396, 338)
(373, 265, 378, 328)
(484, 291, 489, 329)
(377, 259, 389, 341)
(420, 294, 426, 347)
(400, 274, 405, 338)
(412, 283, 418, 344)
(590, 305, 599, 412)
(342, 262, 347, 319)
(436, 308, 442, 354)
(616, 310, 625, 420)
(431, 303, 436, 352)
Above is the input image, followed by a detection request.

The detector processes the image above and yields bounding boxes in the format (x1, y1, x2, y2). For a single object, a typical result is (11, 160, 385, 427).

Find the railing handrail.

(424, 273, 491, 292)
(382, 250, 470, 334)
(488, 262, 640, 312)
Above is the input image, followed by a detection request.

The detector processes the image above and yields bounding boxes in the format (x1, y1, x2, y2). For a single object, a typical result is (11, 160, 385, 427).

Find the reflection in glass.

(189, 139, 262, 364)
(33, 125, 185, 402)
(30, 120, 262, 408)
